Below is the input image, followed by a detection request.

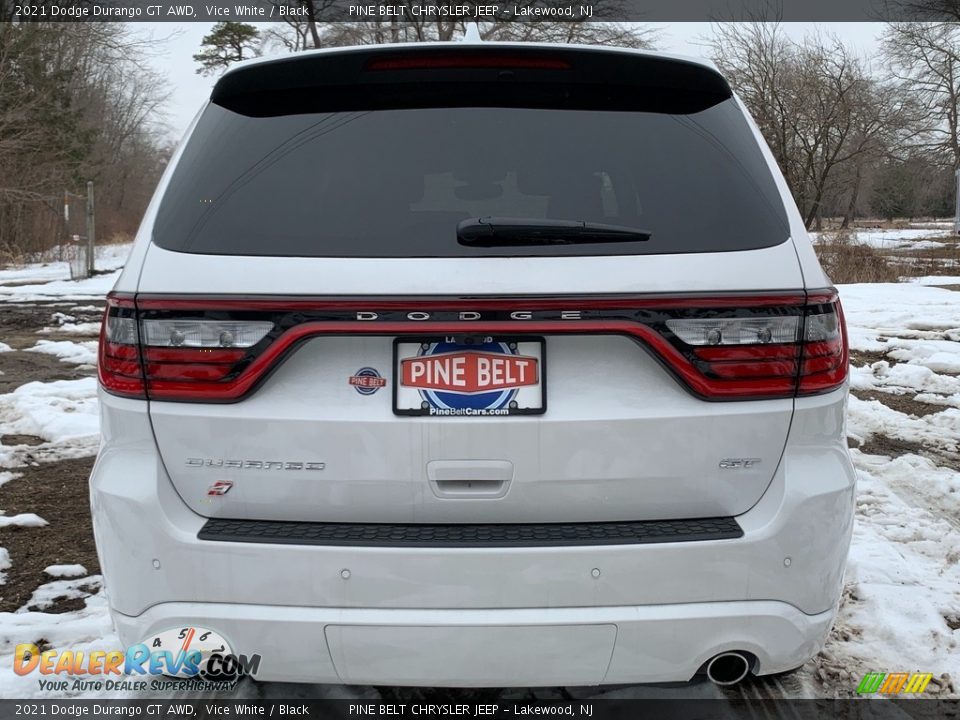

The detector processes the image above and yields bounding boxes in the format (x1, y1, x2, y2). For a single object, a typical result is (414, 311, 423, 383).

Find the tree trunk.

(305, 1, 321, 48)
(840, 165, 863, 230)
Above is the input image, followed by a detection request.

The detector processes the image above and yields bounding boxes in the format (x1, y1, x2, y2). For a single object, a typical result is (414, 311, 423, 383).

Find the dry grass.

(0, 243, 25, 267)
(815, 231, 901, 283)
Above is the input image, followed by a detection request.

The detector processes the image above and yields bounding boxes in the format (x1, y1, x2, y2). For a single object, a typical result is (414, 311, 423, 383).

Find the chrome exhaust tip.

(705, 652, 751, 686)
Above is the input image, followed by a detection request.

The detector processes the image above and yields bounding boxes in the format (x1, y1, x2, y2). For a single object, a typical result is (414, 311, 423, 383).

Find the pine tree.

(193, 22, 262, 76)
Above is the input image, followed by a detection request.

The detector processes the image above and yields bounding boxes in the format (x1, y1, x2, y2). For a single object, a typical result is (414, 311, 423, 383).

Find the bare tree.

(0, 22, 169, 257)
(710, 23, 904, 229)
(882, 22, 960, 172)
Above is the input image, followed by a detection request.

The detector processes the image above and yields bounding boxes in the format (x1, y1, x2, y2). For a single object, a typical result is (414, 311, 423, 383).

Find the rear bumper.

(91, 388, 854, 685)
(112, 600, 834, 686)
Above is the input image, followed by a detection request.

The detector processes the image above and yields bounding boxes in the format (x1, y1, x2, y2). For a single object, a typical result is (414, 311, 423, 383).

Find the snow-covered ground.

(0, 234, 957, 699)
(825, 282, 960, 695)
(812, 227, 955, 250)
(0, 244, 127, 303)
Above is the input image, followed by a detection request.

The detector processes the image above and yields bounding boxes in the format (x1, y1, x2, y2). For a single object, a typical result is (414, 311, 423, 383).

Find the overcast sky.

(138, 21, 885, 140)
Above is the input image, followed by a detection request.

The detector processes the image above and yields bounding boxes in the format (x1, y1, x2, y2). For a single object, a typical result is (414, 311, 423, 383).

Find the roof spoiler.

(212, 45, 732, 117)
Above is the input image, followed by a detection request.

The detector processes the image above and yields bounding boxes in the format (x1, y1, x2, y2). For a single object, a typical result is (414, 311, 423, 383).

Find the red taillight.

(97, 290, 848, 403)
(797, 294, 848, 395)
(365, 54, 572, 71)
(662, 290, 848, 399)
(98, 293, 274, 402)
(98, 293, 145, 398)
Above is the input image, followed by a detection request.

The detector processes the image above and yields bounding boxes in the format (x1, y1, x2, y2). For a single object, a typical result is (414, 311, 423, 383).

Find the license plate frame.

(393, 335, 547, 417)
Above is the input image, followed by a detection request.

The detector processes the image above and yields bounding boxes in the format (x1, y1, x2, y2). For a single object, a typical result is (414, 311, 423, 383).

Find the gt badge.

(207, 480, 233, 496)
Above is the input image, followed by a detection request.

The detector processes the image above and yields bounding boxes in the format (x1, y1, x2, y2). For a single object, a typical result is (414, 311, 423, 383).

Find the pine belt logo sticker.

(349, 366, 387, 395)
(856, 672, 933, 694)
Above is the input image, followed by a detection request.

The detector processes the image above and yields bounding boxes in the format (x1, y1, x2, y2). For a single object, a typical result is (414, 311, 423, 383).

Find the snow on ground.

(812, 227, 953, 249)
(0, 243, 130, 303)
(909, 275, 960, 286)
(20, 575, 101, 612)
(0, 472, 20, 488)
(0, 591, 121, 698)
(850, 228, 951, 249)
(846, 393, 960, 450)
(829, 449, 960, 683)
(840, 282, 960, 349)
(824, 282, 960, 696)
(38, 322, 101, 336)
(25, 340, 98, 367)
(36, 311, 102, 337)
(0, 548, 9, 584)
(0, 272, 121, 304)
(44, 564, 88, 579)
(0, 378, 99, 467)
(0, 264, 73, 286)
(909, 221, 954, 229)
(0, 514, 47, 529)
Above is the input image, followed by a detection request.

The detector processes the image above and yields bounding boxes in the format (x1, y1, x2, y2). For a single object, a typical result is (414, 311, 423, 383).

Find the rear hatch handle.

(427, 460, 514, 499)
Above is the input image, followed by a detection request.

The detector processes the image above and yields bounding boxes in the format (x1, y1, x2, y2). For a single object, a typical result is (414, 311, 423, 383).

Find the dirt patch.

(0, 456, 99, 612)
(1, 434, 44, 446)
(849, 350, 890, 367)
(857, 432, 960, 472)
(851, 389, 946, 418)
(0, 302, 102, 350)
(25, 581, 100, 614)
(0, 351, 91, 393)
(858, 434, 928, 459)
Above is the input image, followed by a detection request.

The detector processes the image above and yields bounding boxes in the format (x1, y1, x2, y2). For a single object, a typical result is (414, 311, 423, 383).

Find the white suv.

(91, 42, 855, 688)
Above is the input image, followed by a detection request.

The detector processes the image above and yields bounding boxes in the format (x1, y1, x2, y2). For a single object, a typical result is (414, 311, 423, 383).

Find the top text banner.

(10, 0, 960, 22)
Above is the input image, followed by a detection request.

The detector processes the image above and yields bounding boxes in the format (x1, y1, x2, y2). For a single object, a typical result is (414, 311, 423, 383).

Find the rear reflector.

(98, 290, 848, 403)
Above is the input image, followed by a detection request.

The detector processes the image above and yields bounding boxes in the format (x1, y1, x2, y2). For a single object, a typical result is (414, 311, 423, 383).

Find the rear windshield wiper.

(456, 217, 652, 247)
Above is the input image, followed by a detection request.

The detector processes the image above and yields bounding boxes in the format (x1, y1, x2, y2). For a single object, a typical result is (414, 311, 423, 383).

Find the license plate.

(393, 336, 546, 417)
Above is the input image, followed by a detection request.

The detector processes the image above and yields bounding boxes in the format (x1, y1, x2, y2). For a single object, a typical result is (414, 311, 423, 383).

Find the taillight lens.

(138, 315, 273, 400)
(96, 290, 848, 403)
(98, 293, 144, 398)
(98, 293, 275, 402)
(798, 294, 848, 395)
(660, 291, 847, 399)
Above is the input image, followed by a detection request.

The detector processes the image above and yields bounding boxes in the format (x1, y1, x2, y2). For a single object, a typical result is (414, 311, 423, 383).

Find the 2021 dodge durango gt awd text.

(90, 42, 855, 688)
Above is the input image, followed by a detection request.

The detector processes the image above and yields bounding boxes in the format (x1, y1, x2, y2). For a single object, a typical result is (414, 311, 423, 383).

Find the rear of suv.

(90, 42, 855, 687)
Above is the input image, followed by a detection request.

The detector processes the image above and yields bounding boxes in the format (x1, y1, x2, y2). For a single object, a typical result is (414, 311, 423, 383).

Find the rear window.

(154, 99, 789, 258)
